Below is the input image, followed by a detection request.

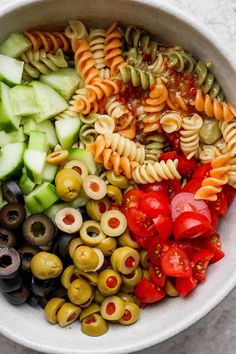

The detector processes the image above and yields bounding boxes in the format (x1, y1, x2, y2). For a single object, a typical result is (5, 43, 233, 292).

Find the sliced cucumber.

(24, 150, 46, 184)
(19, 173, 35, 195)
(28, 130, 48, 152)
(0, 54, 24, 86)
(40, 68, 82, 101)
(30, 81, 68, 122)
(68, 148, 97, 175)
(0, 142, 26, 180)
(0, 127, 26, 147)
(43, 163, 57, 183)
(69, 188, 89, 208)
(23, 118, 58, 149)
(44, 202, 68, 222)
(55, 117, 82, 150)
(0, 33, 31, 58)
(9, 85, 39, 116)
(0, 82, 21, 132)
(25, 182, 59, 214)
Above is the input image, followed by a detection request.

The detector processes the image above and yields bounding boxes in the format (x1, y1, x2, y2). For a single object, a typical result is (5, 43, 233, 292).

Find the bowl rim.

(0, 0, 236, 353)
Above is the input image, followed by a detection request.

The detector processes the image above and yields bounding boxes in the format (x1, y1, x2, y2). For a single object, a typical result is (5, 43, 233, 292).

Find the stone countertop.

(0, 0, 236, 353)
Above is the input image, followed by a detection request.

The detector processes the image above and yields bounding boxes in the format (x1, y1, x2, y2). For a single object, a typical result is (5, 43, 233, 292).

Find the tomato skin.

(222, 184, 236, 205)
(209, 209, 219, 229)
(138, 181, 169, 195)
(148, 236, 169, 266)
(161, 246, 192, 278)
(153, 215, 173, 241)
(134, 277, 166, 303)
(149, 264, 166, 288)
(173, 211, 211, 240)
(126, 207, 155, 237)
(192, 249, 214, 281)
(177, 155, 198, 178)
(132, 232, 154, 250)
(175, 276, 197, 297)
(166, 179, 182, 200)
(192, 163, 211, 180)
(208, 191, 228, 217)
(121, 189, 145, 216)
(160, 151, 178, 162)
(204, 234, 225, 264)
(164, 132, 181, 152)
(182, 179, 203, 194)
(139, 191, 170, 218)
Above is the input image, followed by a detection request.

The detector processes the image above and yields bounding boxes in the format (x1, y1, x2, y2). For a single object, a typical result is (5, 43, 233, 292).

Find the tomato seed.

(63, 214, 75, 225)
(108, 217, 120, 229)
(106, 276, 118, 288)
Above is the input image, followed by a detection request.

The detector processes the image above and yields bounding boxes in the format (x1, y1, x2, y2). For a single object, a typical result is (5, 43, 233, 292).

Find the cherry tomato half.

(120, 189, 144, 216)
(192, 249, 214, 281)
(175, 276, 197, 297)
(222, 184, 236, 205)
(177, 155, 198, 178)
(149, 264, 166, 288)
(164, 132, 181, 152)
(182, 179, 203, 194)
(153, 215, 173, 241)
(132, 232, 154, 250)
(134, 277, 166, 303)
(173, 211, 211, 240)
(208, 191, 228, 217)
(171, 192, 211, 222)
(161, 246, 192, 278)
(166, 179, 182, 199)
(192, 163, 211, 180)
(204, 234, 225, 264)
(160, 151, 178, 161)
(138, 181, 169, 195)
(139, 191, 170, 218)
(126, 207, 155, 237)
(148, 236, 169, 266)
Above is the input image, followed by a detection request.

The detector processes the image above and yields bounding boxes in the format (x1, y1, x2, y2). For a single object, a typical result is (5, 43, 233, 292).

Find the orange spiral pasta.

(166, 90, 189, 112)
(74, 39, 99, 85)
(193, 89, 236, 122)
(143, 81, 168, 113)
(104, 22, 125, 76)
(195, 153, 230, 201)
(143, 112, 162, 134)
(24, 31, 69, 52)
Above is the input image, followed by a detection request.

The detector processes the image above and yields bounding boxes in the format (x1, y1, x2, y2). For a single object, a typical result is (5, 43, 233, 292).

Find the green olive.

(105, 171, 129, 189)
(80, 220, 106, 246)
(45, 298, 66, 324)
(55, 168, 82, 202)
(118, 229, 139, 249)
(101, 296, 125, 321)
(86, 198, 110, 221)
(118, 302, 140, 325)
(31, 252, 63, 280)
(68, 278, 93, 306)
(199, 117, 222, 144)
(140, 249, 149, 269)
(111, 247, 140, 275)
(121, 267, 142, 292)
(106, 185, 123, 205)
(83, 175, 107, 200)
(142, 269, 150, 280)
(80, 292, 94, 308)
(94, 290, 105, 304)
(81, 314, 108, 337)
(74, 269, 98, 286)
(97, 237, 117, 256)
(100, 210, 127, 237)
(98, 269, 122, 296)
(73, 245, 99, 272)
(80, 303, 101, 321)
(61, 265, 77, 289)
(117, 292, 136, 304)
(69, 237, 83, 259)
(57, 302, 81, 327)
(165, 279, 179, 297)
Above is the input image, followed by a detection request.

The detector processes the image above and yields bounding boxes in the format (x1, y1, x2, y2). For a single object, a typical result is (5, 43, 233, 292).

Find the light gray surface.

(0, 0, 235, 353)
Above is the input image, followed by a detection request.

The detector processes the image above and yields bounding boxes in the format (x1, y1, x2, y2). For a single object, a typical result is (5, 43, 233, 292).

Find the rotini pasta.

(117, 64, 156, 90)
(228, 157, 236, 188)
(88, 28, 107, 72)
(180, 114, 203, 159)
(199, 144, 219, 164)
(104, 22, 125, 76)
(160, 111, 182, 133)
(220, 120, 236, 157)
(79, 123, 98, 144)
(143, 81, 168, 113)
(94, 114, 115, 134)
(144, 134, 165, 163)
(24, 30, 69, 52)
(167, 48, 196, 74)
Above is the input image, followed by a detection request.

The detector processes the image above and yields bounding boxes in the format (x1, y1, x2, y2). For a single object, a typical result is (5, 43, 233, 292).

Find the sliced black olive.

(31, 276, 59, 298)
(2, 181, 24, 203)
(18, 245, 41, 272)
(46, 287, 68, 301)
(4, 285, 29, 305)
(22, 214, 55, 246)
(52, 233, 76, 262)
(0, 227, 16, 248)
(27, 294, 40, 308)
(0, 248, 21, 279)
(79, 207, 90, 221)
(0, 274, 22, 293)
(37, 296, 48, 309)
(0, 202, 26, 229)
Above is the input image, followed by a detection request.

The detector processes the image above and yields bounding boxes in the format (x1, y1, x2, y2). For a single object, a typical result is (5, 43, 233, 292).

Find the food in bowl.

(0, 18, 235, 337)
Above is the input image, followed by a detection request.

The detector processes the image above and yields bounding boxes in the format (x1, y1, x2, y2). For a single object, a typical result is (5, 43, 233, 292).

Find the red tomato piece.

(192, 249, 214, 281)
(134, 277, 166, 303)
(175, 276, 197, 297)
(177, 155, 198, 178)
(149, 264, 166, 288)
(173, 211, 211, 240)
(153, 215, 173, 241)
(120, 189, 144, 216)
(166, 179, 182, 200)
(171, 192, 211, 222)
(164, 132, 181, 152)
(222, 184, 236, 205)
(139, 191, 170, 218)
(172, 240, 195, 258)
(204, 234, 225, 264)
(132, 232, 154, 250)
(148, 236, 169, 266)
(208, 191, 228, 217)
(209, 208, 219, 229)
(192, 163, 211, 180)
(161, 246, 192, 278)
(160, 151, 178, 162)
(126, 207, 155, 237)
(138, 181, 169, 195)
(182, 179, 203, 194)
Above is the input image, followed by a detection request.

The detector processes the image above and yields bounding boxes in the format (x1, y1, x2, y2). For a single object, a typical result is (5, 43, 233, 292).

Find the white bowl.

(0, 0, 236, 353)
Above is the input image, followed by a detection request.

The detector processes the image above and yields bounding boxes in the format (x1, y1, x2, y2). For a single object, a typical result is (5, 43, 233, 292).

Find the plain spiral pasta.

(180, 114, 203, 159)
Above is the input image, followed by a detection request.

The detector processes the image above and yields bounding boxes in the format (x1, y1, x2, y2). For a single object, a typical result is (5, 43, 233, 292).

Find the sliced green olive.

(55, 207, 83, 234)
(57, 302, 81, 327)
(118, 302, 140, 325)
(101, 296, 125, 321)
(165, 279, 179, 297)
(97, 237, 117, 256)
(45, 298, 66, 324)
(121, 267, 142, 292)
(80, 220, 106, 246)
(111, 247, 140, 275)
(73, 269, 98, 286)
(68, 278, 93, 306)
(68, 237, 83, 259)
(86, 198, 110, 221)
(118, 229, 139, 249)
(142, 269, 150, 281)
(105, 171, 129, 189)
(64, 160, 88, 180)
(55, 168, 82, 202)
(61, 265, 77, 289)
(83, 175, 107, 200)
(106, 185, 123, 205)
(31, 252, 63, 280)
(81, 314, 108, 337)
(140, 249, 149, 269)
(117, 292, 137, 304)
(199, 117, 222, 144)
(97, 269, 122, 296)
(80, 303, 101, 321)
(94, 290, 105, 304)
(73, 245, 99, 272)
(100, 210, 127, 237)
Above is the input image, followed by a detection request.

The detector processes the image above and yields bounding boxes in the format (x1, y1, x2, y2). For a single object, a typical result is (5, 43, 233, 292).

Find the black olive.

(4, 285, 29, 305)
(37, 296, 48, 309)
(0, 248, 21, 279)
(51, 287, 68, 300)
(0, 274, 22, 293)
(0, 227, 16, 248)
(52, 233, 76, 262)
(79, 207, 90, 221)
(27, 294, 40, 308)
(18, 245, 41, 272)
(2, 181, 24, 204)
(31, 276, 59, 298)
(0, 202, 26, 229)
(22, 214, 55, 246)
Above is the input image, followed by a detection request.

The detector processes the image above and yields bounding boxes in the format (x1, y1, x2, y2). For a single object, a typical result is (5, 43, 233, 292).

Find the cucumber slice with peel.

(0, 33, 31, 58)
(42, 163, 58, 183)
(9, 85, 39, 116)
(55, 117, 82, 150)
(25, 182, 59, 214)
(0, 54, 24, 86)
(68, 148, 97, 175)
(19, 173, 35, 195)
(0, 127, 26, 147)
(24, 150, 46, 184)
(23, 118, 58, 149)
(0, 82, 21, 132)
(0, 142, 26, 180)
(28, 130, 48, 152)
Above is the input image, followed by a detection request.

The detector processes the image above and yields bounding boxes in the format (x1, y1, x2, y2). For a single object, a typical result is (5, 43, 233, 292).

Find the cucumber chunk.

(9, 85, 39, 116)
(43, 163, 57, 183)
(68, 148, 97, 175)
(28, 130, 48, 152)
(40, 68, 82, 101)
(19, 173, 35, 195)
(0, 54, 24, 86)
(0, 127, 26, 147)
(0, 82, 21, 132)
(30, 81, 68, 122)
(25, 182, 59, 214)
(24, 150, 46, 184)
(23, 118, 58, 148)
(69, 188, 89, 208)
(0, 33, 31, 58)
(0, 142, 26, 180)
(55, 117, 82, 150)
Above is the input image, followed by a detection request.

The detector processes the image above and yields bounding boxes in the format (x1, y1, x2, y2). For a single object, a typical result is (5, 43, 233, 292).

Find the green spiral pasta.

(144, 134, 165, 163)
(123, 48, 148, 70)
(167, 50, 196, 74)
(79, 123, 98, 144)
(117, 64, 156, 90)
